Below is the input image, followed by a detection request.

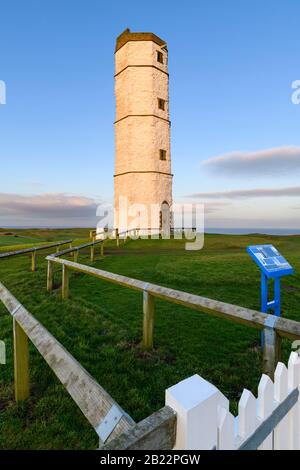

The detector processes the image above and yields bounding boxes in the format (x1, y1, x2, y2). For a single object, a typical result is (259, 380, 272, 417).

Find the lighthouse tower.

(114, 29, 173, 235)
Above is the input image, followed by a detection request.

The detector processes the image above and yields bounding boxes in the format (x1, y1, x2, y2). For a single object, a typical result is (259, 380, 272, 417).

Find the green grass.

(0, 235, 46, 247)
(0, 230, 300, 449)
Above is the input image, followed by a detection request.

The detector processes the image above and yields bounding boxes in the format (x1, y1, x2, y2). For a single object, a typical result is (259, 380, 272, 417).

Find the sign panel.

(247, 244, 293, 278)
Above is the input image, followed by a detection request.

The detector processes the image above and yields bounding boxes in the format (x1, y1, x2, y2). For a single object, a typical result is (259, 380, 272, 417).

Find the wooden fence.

(89, 227, 197, 244)
(0, 240, 72, 271)
(0, 281, 135, 446)
(52, 238, 105, 262)
(90, 228, 139, 247)
(0, 280, 176, 449)
(1, 279, 300, 450)
(45, 256, 300, 379)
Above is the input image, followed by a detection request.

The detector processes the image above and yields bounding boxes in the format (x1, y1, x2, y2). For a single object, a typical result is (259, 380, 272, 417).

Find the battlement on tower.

(115, 28, 166, 52)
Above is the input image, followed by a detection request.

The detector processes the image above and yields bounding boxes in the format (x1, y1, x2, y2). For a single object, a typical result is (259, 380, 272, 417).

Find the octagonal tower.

(114, 28, 173, 234)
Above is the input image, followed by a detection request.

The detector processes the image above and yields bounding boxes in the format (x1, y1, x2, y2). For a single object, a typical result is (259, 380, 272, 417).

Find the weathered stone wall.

(114, 173, 173, 230)
(115, 40, 168, 75)
(115, 117, 171, 174)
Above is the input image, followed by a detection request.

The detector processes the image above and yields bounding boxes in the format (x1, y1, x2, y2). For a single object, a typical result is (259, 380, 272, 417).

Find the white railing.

(166, 351, 300, 450)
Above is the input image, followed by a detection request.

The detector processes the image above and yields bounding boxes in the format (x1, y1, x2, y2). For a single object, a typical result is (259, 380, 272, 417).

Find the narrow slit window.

(159, 149, 167, 161)
(158, 98, 165, 110)
(157, 51, 163, 64)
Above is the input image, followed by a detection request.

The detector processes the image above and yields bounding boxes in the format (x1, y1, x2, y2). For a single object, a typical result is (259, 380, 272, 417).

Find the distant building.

(114, 29, 173, 235)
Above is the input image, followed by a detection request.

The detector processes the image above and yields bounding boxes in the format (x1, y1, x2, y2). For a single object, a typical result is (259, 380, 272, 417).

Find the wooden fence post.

(116, 229, 119, 248)
(47, 260, 54, 292)
(69, 242, 73, 250)
(74, 250, 78, 262)
(13, 319, 29, 402)
(90, 245, 95, 262)
(62, 265, 69, 299)
(263, 317, 280, 380)
(142, 291, 155, 349)
(31, 250, 37, 272)
(100, 242, 104, 257)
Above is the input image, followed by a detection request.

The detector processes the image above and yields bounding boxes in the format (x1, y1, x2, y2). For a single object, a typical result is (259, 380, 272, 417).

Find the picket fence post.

(288, 352, 300, 450)
(274, 363, 290, 449)
(165, 374, 227, 449)
(257, 374, 274, 449)
(164, 351, 300, 451)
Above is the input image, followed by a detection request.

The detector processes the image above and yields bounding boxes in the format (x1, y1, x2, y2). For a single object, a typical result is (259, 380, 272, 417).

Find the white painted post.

(274, 363, 289, 449)
(257, 374, 274, 449)
(288, 352, 300, 450)
(218, 407, 235, 449)
(237, 389, 258, 445)
(165, 374, 226, 450)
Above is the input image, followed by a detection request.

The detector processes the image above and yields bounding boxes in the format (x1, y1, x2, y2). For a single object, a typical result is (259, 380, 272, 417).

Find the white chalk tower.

(114, 29, 173, 235)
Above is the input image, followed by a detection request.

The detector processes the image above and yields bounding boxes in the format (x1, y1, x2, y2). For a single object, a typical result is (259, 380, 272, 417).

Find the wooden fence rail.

(46, 238, 107, 292)
(46, 229, 139, 292)
(90, 228, 138, 248)
(1, 279, 300, 450)
(45, 256, 300, 379)
(53, 238, 105, 261)
(0, 240, 72, 271)
(0, 281, 135, 446)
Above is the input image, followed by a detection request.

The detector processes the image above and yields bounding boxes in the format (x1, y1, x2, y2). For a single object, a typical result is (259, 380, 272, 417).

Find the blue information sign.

(247, 245, 294, 317)
(247, 244, 294, 346)
(247, 244, 293, 279)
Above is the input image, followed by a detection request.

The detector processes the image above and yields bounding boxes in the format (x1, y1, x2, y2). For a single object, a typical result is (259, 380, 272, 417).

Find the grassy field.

(0, 228, 95, 254)
(0, 229, 300, 449)
(0, 235, 46, 247)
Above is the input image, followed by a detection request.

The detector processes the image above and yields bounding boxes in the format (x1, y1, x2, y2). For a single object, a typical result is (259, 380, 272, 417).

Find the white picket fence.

(166, 351, 300, 450)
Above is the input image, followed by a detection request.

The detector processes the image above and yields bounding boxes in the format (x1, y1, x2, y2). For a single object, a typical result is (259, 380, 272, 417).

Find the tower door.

(160, 201, 170, 237)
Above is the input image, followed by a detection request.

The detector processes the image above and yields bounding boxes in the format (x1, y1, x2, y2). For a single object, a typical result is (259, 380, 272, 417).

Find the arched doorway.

(160, 201, 171, 237)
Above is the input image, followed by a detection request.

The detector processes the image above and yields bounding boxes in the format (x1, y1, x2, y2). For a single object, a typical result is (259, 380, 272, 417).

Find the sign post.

(247, 244, 293, 345)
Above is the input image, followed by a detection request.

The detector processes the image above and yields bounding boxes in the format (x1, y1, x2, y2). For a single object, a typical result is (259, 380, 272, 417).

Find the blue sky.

(1, 0, 300, 228)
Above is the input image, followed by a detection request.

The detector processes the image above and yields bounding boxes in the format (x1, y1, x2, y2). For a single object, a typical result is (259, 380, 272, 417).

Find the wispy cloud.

(174, 201, 231, 213)
(188, 186, 300, 199)
(202, 146, 300, 175)
(0, 193, 99, 218)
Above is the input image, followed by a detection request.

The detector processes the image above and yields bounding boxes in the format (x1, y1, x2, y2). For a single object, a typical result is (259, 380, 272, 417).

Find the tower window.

(157, 51, 163, 64)
(158, 98, 165, 110)
(159, 149, 167, 161)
